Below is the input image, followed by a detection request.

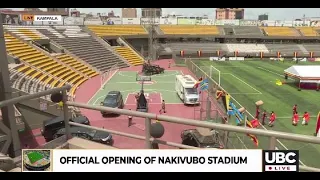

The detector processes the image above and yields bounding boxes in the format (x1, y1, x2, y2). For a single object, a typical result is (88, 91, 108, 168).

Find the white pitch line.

(257, 66, 295, 80)
(224, 73, 262, 94)
(229, 92, 262, 95)
(212, 66, 249, 68)
(87, 69, 118, 104)
(118, 70, 180, 78)
(124, 93, 132, 105)
(93, 89, 179, 105)
(193, 61, 307, 166)
(107, 82, 174, 84)
(125, 103, 183, 106)
(276, 116, 317, 119)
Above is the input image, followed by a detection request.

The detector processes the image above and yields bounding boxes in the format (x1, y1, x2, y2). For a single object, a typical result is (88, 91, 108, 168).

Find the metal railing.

(0, 86, 320, 172)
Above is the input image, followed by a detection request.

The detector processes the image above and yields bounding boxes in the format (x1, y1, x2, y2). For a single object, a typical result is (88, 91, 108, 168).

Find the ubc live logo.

(262, 150, 299, 172)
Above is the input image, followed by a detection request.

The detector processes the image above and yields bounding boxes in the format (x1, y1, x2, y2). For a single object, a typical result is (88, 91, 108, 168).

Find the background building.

(258, 14, 268, 20)
(215, 8, 244, 20)
(108, 11, 115, 17)
(47, 8, 69, 16)
(70, 9, 80, 17)
(122, 8, 137, 18)
(141, 8, 162, 18)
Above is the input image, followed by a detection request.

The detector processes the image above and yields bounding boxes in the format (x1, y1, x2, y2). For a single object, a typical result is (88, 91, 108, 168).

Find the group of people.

(254, 104, 310, 127)
(292, 104, 310, 126)
(255, 107, 276, 127)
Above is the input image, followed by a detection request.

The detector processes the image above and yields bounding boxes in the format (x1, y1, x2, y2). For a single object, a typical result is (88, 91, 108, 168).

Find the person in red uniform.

(261, 110, 267, 125)
(255, 106, 260, 119)
(268, 111, 276, 127)
(292, 111, 299, 126)
(292, 104, 297, 115)
(302, 111, 310, 125)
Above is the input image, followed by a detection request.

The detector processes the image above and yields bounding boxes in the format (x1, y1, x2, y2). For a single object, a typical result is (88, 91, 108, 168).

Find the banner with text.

(22, 149, 300, 172)
(51, 149, 262, 172)
(177, 18, 196, 25)
(122, 18, 140, 24)
(105, 17, 122, 25)
(63, 17, 84, 25)
(293, 21, 310, 27)
(215, 20, 240, 26)
(258, 20, 276, 26)
(240, 20, 259, 26)
(141, 18, 160, 25)
(160, 17, 178, 25)
(84, 17, 103, 25)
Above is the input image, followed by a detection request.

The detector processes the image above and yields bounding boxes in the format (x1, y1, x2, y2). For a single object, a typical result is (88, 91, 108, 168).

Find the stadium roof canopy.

(284, 65, 320, 82)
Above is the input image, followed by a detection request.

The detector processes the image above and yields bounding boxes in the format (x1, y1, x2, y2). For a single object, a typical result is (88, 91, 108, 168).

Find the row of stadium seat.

(160, 25, 220, 35)
(7, 25, 141, 69)
(114, 47, 144, 66)
(6, 28, 46, 40)
(9, 67, 81, 114)
(51, 36, 130, 72)
(261, 27, 300, 36)
(53, 26, 91, 38)
(5, 25, 320, 38)
(232, 26, 263, 36)
(10, 66, 56, 100)
(4, 25, 92, 40)
(296, 27, 319, 36)
(88, 25, 320, 37)
(10, 25, 130, 72)
(54, 54, 98, 78)
(4, 34, 97, 97)
(87, 25, 148, 36)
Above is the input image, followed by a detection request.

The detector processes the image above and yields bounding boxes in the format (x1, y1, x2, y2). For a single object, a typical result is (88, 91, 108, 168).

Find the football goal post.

(209, 65, 221, 86)
(100, 63, 119, 89)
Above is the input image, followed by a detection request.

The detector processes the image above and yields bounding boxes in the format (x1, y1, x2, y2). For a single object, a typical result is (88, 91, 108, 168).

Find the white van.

(175, 75, 200, 105)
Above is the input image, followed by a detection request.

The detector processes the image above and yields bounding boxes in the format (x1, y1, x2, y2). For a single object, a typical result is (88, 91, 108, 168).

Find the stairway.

(53, 37, 129, 72)
(294, 28, 304, 36)
(114, 47, 144, 66)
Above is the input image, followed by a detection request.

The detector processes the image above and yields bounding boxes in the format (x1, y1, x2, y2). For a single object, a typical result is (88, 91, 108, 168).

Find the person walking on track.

(128, 109, 133, 127)
(159, 100, 166, 114)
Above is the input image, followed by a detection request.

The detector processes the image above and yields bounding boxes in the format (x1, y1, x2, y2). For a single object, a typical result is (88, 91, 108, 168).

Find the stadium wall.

(125, 38, 149, 57)
(169, 51, 310, 59)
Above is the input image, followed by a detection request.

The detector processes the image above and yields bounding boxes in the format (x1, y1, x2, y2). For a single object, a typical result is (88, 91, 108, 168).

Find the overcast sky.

(6, 8, 320, 20)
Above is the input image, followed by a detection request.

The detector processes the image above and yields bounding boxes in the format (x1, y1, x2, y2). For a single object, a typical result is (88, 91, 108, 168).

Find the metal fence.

(1, 85, 320, 171)
(185, 59, 295, 150)
(185, 59, 247, 149)
(184, 58, 320, 168)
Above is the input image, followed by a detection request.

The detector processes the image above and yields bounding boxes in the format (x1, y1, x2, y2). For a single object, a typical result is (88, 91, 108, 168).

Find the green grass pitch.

(193, 59, 320, 168)
(27, 152, 44, 164)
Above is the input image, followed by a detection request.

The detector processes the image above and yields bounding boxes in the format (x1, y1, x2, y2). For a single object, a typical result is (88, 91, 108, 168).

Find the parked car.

(54, 127, 114, 146)
(41, 115, 90, 142)
(100, 91, 124, 116)
(181, 127, 224, 149)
